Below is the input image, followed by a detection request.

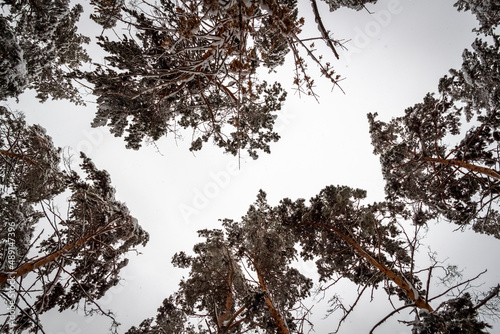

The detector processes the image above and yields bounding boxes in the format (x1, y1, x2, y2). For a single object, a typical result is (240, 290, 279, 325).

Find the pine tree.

(129, 187, 498, 333)
(276, 185, 500, 332)
(0, 152, 149, 333)
(0, 107, 66, 202)
(0, 106, 65, 279)
(368, 33, 500, 238)
(277, 186, 433, 322)
(0, 108, 149, 333)
(222, 190, 313, 333)
(85, 0, 343, 158)
(170, 229, 251, 333)
(0, 0, 91, 104)
(411, 293, 492, 334)
(127, 193, 313, 334)
(453, 0, 500, 36)
(0, 16, 26, 101)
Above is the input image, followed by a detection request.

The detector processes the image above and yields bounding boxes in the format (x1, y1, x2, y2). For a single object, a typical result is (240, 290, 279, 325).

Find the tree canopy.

(0, 108, 149, 333)
(1, 0, 500, 333)
(368, 31, 500, 238)
(84, 0, 346, 158)
(128, 192, 313, 334)
(126, 187, 499, 333)
(0, 0, 91, 104)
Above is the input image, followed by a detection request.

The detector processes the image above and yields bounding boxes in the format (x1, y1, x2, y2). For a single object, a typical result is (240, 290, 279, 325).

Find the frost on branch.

(0, 0, 91, 104)
(369, 31, 500, 238)
(87, 0, 344, 158)
(0, 108, 149, 332)
(320, 0, 377, 12)
(0, 16, 27, 101)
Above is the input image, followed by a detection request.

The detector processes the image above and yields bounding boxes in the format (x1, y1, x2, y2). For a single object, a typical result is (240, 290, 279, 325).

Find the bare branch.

(310, 0, 339, 59)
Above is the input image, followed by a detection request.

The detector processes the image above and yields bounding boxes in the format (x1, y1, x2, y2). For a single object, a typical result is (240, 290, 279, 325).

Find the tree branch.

(310, 0, 339, 59)
(301, 221, 433, 312)
(369, 303, 414, 334)
(424, 156, 500, 179)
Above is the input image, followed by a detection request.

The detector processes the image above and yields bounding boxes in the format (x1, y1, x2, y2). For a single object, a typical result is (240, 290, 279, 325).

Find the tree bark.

(217, 259, 234, 332)
(0, 226, 114, 286)
(0, 149, 39, 166)
(254, 263, 290, 334)
(424, 156, 500, 179)
(305, 222, 434, 312)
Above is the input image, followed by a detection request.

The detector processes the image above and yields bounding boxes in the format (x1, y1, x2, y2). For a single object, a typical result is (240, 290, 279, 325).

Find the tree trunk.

(217, 260, 234, 332)
(0, 226, 114, 286)
(424, 156, 500, 179)
(254, 263, 290, 334)
(306, 222, 434, 312)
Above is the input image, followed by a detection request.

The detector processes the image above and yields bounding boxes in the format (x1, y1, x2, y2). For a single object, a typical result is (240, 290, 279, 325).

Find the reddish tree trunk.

(305, 222, 434, 312)
(254, 264, 290, 334)
(424, 156, 500, 179)
(0, 226, 114, 285)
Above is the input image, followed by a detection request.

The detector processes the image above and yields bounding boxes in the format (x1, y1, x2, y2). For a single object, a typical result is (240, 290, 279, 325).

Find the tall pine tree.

(0, 0, 91, 104)
(369, 32, 500, 238)
(85, 0, 344, 158)
(0, 108, 149, 333)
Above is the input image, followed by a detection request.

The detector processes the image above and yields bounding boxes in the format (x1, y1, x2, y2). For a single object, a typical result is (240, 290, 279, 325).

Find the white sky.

(6, 0, 500, 333)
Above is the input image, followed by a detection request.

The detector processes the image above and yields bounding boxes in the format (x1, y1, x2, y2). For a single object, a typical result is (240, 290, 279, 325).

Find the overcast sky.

(7, 0, 500, 333)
